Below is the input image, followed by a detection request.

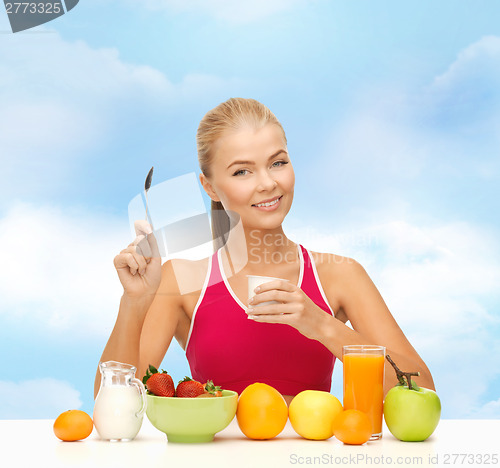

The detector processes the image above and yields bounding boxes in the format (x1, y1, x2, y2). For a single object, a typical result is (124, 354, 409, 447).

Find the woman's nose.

(256, 170, 278, 191)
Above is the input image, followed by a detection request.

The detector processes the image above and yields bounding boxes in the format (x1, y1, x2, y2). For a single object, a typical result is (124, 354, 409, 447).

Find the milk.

(93, 385, 144, 441)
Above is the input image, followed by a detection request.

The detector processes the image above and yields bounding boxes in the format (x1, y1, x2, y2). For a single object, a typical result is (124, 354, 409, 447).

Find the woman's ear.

(199, 173, 221, 202)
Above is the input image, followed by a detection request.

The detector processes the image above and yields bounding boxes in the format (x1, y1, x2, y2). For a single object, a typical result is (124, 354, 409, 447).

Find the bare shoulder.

(160, 256, 211, 296)
(308, 250, 370, 314)
(308, 249, 365, 281)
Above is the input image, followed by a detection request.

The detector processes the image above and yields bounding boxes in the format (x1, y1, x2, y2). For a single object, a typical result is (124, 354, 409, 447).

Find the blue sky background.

(1, 0, 499, 419)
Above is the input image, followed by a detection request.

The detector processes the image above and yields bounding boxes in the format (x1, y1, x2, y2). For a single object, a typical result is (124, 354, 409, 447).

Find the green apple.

(383, 355, 441, 442)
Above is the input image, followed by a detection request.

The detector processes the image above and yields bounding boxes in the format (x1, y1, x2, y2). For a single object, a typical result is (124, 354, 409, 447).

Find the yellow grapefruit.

(289, 390, 343, 440)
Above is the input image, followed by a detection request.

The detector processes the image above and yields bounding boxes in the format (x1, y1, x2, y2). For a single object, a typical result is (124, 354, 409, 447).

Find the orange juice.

(343, 349, 385, 439)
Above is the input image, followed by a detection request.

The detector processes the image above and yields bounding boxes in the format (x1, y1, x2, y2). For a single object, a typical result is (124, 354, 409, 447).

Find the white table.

(1, 418, 498, 467)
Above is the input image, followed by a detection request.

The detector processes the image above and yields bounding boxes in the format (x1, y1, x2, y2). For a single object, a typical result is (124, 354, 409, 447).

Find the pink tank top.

(185, 245, 336, 395)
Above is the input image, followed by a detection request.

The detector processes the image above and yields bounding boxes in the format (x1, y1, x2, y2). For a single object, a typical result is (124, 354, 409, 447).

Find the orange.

(289, 390, 343, 440)
(53, 410, 94, 441)
(236, 383, 288, 439)
(333, 409, 372, 445)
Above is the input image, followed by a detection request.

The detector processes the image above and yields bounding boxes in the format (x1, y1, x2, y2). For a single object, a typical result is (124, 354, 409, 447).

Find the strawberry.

(142, 364, 175, 397)
(204, 380, 223, 397)
(176, 376, 205, 398)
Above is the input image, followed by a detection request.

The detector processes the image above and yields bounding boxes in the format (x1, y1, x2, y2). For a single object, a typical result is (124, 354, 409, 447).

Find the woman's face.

(202, 123, 295, 231)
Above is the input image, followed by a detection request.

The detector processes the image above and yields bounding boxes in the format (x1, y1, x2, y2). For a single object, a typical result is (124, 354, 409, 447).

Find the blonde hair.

(197, 97, 287, 250)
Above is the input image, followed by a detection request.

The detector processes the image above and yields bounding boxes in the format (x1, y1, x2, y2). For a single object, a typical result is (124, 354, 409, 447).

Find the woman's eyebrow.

(226, 149, 288, 170)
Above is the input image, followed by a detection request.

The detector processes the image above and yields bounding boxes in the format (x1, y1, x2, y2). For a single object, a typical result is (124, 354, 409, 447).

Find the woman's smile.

(252, 195, 283, 211)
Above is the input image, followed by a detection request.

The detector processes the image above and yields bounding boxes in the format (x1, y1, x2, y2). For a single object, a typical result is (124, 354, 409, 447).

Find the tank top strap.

(207, 245, 333, 315)
(207, 248, 223, 287)
(299, 245, 335, 316)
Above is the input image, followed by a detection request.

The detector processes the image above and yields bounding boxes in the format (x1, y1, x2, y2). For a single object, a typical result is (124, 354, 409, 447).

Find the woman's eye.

(233, 169, 249, 176)
(272, 160, 289, 168)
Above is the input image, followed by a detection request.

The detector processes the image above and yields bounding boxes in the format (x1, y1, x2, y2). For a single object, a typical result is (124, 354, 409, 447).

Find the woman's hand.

(246, 279, 331, 340)
(113, 220, 162, 299)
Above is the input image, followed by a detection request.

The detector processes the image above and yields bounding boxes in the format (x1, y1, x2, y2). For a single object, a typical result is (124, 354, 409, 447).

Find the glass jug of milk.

(93, 360, 147, 441)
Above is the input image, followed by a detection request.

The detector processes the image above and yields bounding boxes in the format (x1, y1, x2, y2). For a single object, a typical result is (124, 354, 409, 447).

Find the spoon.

(144, 166, 154, 222)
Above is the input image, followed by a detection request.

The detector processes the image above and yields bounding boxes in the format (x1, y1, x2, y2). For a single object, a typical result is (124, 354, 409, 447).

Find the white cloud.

(0, 202, 128, 338)
(316, 36, 500, 215)
(132, 0, 308, 24)
(365, 221, 500, 418)
(471, 397, 500, 419)
(174, 73, 248, 101)
(288, 218, 500, 418)
(312, 97, 435, 225)
(289, 220, 500, 331)
(430, 35, 500, 105)
(323, 108, 425, 180)
(422, 36, 500, 168)
(0, 378, 82, 419)
(0, 30, 169, 201)
(0, 28, 244, 203)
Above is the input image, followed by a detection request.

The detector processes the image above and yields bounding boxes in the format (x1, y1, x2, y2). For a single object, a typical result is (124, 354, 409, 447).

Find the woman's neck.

(219, 219, 298, 276)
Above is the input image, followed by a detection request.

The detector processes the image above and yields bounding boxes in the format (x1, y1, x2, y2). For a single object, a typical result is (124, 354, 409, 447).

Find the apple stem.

(386, 355, 420, 390)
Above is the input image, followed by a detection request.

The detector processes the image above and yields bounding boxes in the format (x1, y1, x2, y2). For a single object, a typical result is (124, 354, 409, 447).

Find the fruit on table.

(236, 382, 288, 439)
(289, 390, 343, 440)
(143, 366, 224, 398)
(176, 376, 206, 398)
(383, 355, 441, 442)
(142, 365, 175, 397)
(333, 409, 372, 445)
(203, 380, 223, 397)
(53, 409, 94, 441)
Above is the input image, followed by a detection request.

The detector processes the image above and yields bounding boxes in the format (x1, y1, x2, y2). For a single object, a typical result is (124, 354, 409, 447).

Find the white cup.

(247, 275, 287, 307)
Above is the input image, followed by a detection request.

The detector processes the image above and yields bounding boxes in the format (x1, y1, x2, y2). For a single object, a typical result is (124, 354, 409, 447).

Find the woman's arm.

(94, 294, 153, 398)
(248, 253, 435, 397)
(137, 260, 184, 380)
(94, 259, 183, 398)
(317, 255, 435, 396)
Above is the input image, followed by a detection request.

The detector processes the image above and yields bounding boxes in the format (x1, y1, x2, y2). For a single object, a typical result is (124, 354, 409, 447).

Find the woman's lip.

(252, 196, 283, 211)
(252, 195, 281, 206)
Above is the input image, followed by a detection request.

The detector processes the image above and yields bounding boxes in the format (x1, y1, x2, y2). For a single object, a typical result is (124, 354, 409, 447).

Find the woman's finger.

(247, 302, 294, 316)
(247, 312, 290, 323)
(120, 245, 148, 275)
(133, 220, 161, 260)
(250, 290, 291, 305)
(132, 234, 145, 246)
(129, 248, 148, 275)
(253, 279, 294, 294)
(145, 230, 161, 260)
(114, 252, 140, 276)
(135, 235, 153, 260)
(134, 220, 153, 237)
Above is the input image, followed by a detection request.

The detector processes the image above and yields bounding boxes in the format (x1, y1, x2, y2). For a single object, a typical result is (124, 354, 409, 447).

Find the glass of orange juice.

(343, 345, 385, 440)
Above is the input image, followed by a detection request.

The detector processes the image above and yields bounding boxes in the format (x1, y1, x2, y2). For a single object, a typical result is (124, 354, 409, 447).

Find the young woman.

(95, 98, 435, 404)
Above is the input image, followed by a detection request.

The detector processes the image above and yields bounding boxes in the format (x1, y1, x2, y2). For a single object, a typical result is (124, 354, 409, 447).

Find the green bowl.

(146, 390, 238, 443)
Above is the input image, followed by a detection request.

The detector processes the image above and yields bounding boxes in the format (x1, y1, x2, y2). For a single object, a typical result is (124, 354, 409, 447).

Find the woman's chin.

(244, 218, 287, 232)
